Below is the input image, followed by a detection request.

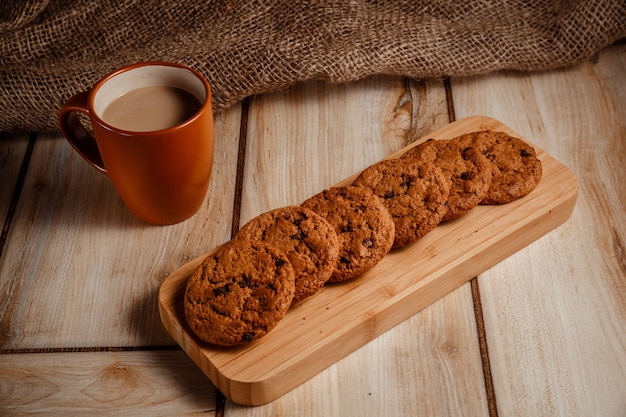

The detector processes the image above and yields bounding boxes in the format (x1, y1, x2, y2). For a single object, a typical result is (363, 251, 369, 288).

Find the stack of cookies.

(184, 130, 542, 346)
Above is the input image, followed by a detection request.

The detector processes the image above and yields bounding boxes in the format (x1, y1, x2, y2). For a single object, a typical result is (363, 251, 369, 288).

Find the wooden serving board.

(158, 116, 578, 406)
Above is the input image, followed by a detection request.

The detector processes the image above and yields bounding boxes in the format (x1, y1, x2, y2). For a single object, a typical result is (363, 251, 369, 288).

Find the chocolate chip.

(238, 274, 252, 288)
(400, 174, 414, 190)
(384, 191, 395, 199)
(275, 258, 287, 268)
(520, 149, 531, 157)
(460, 171, 471, 180)
(214, 284, 230, 296)
(241, 332, 255, 342)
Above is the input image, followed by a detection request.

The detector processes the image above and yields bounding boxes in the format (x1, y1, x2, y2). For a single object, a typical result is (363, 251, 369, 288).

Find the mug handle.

(58, 91, 107, 174)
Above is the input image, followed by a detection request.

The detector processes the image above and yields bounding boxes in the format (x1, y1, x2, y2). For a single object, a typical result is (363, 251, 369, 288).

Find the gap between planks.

(216, 96, 251, 417)
(0, 132, 37, 260)
(446, 76, 497, 417)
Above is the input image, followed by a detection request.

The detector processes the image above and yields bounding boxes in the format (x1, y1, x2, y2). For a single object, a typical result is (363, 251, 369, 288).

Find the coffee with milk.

(102, 86, 201, 132)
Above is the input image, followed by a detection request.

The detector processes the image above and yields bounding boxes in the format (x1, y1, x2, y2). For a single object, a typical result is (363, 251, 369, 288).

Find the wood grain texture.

(159, 116, 578, 406)
(0, 106, 242, 350)
(451, 42, 626, 416)
(0, 350, 217, 417)
(239, 77, 450, 223)
(225, 285, 489, 417)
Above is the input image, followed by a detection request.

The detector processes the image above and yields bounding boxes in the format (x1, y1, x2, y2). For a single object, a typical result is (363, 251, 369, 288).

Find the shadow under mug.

(58, 62, 214, 225)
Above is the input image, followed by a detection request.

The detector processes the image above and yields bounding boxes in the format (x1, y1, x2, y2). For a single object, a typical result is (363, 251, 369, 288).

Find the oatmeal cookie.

(402, 138, 492, 220)
(184, 240, 295, 346)
(301, 186, 395, 282)
(457, 130, 542, 204)
(235, 206, 340, 303)
(352, 158, 450, 247)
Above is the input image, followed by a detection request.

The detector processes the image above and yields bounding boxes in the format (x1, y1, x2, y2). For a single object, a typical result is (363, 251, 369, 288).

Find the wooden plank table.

(1, 41, 624, 416)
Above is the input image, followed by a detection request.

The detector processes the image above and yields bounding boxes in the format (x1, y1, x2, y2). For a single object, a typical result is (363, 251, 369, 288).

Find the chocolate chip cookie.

(184, 240, 295, 346)
(457, 130, 542, 204)
(352, 158, 450, 247)
(402, 138, 492, 220)
(301, 185, 395, 282)
(235, 206, 340, 303)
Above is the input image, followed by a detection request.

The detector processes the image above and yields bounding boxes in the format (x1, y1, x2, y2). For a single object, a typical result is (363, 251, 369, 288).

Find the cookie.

(184, 240, 295, 346)
(235, 206, 340, 303)
(352, 158, 450, 247)
(401, 138, 492, 220)
(301, 185, 395, 283)
(457, 130, 542, 204)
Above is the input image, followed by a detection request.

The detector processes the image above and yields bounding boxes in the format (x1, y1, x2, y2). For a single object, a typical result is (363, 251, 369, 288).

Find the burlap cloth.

(1, 0, 625, 133)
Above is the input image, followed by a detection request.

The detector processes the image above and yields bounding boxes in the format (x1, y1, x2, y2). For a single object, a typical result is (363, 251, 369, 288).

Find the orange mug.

(59, 62, 214, 225)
